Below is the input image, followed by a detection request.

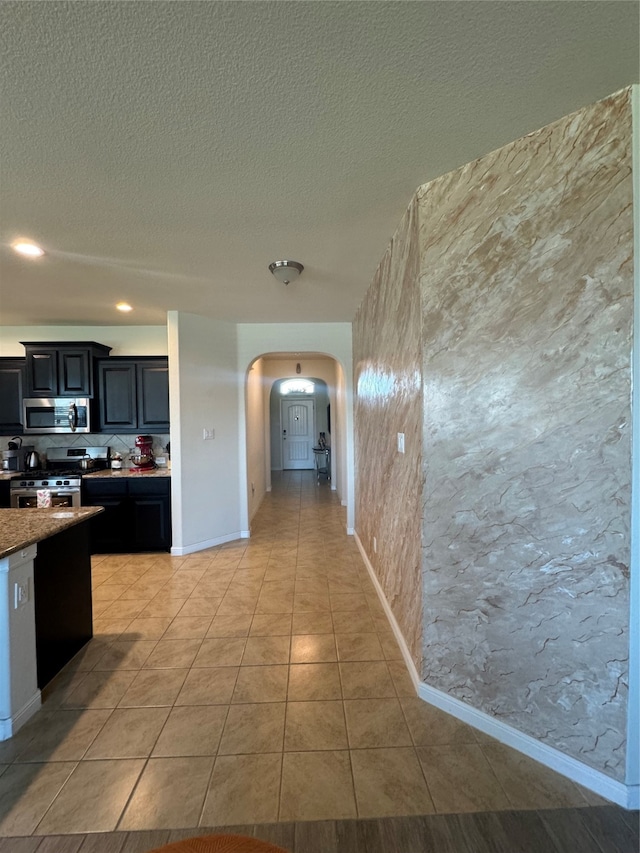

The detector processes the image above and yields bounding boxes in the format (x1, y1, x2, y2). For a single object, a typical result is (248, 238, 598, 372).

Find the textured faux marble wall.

(354, 198, 423, 668)
(418, 89, 633, 779)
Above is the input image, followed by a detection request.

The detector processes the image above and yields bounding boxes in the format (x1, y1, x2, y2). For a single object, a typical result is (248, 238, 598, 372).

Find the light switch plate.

(203, 428, 215, 440)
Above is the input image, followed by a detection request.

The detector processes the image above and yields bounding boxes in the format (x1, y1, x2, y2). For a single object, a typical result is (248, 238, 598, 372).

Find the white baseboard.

(418, 681, 638, 809)
(353, 530, 638, 810)
(354, 531, 421, 690)
(171, 530, 250, 555)
(0, 690, 41, 741)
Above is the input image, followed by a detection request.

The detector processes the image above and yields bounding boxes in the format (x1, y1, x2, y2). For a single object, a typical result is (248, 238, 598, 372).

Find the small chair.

(146, 834, 290, 853)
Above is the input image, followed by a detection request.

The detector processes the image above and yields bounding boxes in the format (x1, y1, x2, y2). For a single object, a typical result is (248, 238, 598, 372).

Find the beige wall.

(353, 87, 634, 782)
(0, 326, 168, 356)
(246, 357, 267, 522)
(168, 312, 242, 553)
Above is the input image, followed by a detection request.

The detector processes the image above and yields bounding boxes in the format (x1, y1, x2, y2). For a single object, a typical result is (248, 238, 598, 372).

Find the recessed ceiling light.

(12, 240, 44, 258)
(116, 302, 133, 312)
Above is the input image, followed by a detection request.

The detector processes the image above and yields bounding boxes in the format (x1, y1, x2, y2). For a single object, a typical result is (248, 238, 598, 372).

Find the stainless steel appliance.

(1, 439, 35, 472)
(47, 445, 111, 470)
(9, 445, 110, 508)
(10, 472, 82, 508)
(22, 397, 92, 434)
(25, 450, 41, 470)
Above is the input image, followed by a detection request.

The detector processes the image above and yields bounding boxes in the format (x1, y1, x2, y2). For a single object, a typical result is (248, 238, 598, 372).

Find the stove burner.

(12, 468, 78, 480)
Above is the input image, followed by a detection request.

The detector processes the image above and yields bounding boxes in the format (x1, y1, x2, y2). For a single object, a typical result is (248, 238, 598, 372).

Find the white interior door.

(281, 398, 315, 469)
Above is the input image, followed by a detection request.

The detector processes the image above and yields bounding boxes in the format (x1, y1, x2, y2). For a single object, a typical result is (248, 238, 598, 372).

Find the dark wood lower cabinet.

(131, 480, 171, 551)
(34, 521, 93, 688)
(82, 477, 171, 553)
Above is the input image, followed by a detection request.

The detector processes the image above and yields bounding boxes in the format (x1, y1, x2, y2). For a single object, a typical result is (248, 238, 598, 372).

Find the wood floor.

(0, 806, 637, 852)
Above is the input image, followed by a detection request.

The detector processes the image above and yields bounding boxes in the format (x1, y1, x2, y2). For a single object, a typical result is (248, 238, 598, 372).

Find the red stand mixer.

(129, 435, 156, 472)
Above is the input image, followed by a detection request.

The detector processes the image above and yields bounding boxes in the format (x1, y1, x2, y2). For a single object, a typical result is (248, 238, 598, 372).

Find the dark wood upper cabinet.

(98, 361, 138, 430)
(98, 357, 169, 433)
(22, 342, 111, 397)
(137, 361, 170, 430)
(0, 357, 26, 434)
(27, 350, 57, 396)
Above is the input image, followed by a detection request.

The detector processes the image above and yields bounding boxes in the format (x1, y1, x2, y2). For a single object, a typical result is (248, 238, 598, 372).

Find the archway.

(243, 352, 348, 529)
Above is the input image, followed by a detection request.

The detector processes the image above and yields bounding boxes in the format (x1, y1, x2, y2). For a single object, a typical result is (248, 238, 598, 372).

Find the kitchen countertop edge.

(82, 468, 171, 479)
(0, 507, 105, 560)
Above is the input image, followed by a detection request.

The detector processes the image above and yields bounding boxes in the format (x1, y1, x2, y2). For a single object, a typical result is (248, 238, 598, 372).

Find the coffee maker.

(1, 438, 35, 472)
(129, 435, 156, 471)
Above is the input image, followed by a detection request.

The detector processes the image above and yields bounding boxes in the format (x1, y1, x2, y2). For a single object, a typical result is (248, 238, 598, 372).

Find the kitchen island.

(0, 507, 103, 739)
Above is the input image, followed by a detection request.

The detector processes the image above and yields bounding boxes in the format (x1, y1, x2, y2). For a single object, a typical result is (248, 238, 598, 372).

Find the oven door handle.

(68, 403, 78, 432)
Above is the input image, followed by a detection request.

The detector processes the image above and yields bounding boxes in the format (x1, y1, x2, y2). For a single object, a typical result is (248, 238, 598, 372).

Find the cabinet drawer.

(83, 479, 128, 499)
(128, 477, 171, 496)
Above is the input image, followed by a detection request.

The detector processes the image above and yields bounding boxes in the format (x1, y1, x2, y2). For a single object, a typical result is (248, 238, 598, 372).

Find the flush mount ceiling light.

(12, 240, 44, 258)
(116, 302, 133, 312)
(268, 260, 304, 285)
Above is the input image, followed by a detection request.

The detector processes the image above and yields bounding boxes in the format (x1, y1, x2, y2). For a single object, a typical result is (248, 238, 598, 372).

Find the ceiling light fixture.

(12, 240, 44, 258)
(268, 260, 304, 285)
(116, 302, 133, 312)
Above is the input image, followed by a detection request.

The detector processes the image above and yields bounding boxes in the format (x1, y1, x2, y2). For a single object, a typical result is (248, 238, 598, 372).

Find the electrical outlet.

(203, 428, 215, 440)
(373, 537, 377, 554)
(397, 432, 405, 453)
(14, 580, 29, 609)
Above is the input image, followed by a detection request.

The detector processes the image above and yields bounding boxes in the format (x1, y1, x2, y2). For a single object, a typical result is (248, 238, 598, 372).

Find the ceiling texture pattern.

(1, 1, 638, 326)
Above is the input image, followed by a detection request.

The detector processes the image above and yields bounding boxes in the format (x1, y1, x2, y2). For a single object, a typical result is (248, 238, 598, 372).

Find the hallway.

(0, 471, 636, 851)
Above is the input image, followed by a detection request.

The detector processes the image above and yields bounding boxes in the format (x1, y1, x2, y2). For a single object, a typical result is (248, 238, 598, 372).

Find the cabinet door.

(98, 361, 137, 431)
(87, 497, 129, 553)
(0, 358, 25, 434)
(131, 494, 171, 550)
(137, 360, 170, 431)
(58, 349, 91, 396)
(26, 349, 57, 396)
(82, 480, 130, 553)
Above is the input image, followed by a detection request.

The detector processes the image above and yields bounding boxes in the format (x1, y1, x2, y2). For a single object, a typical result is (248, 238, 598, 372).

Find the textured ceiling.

(0, 1, 638, 327)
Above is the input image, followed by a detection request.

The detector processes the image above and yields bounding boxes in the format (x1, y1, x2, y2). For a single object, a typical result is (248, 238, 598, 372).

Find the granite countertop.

(83, 468, 171, 479)
(0, 507, 104, 560)
(1, 469, 171, 481)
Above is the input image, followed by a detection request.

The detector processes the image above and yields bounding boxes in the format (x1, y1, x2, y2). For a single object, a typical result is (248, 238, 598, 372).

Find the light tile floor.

(0, 471, 606, 837)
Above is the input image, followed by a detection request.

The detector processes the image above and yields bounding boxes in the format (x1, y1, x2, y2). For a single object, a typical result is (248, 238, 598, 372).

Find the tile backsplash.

(22, 433, 170, 464)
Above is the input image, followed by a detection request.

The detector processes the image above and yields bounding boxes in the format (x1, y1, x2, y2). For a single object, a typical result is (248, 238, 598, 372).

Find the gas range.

(11, 470, 82, 488)
(9, 446, 110, 508)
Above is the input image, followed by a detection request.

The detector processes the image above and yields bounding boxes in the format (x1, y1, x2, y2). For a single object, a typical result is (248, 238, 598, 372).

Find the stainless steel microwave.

(22, 398, 92, 433)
